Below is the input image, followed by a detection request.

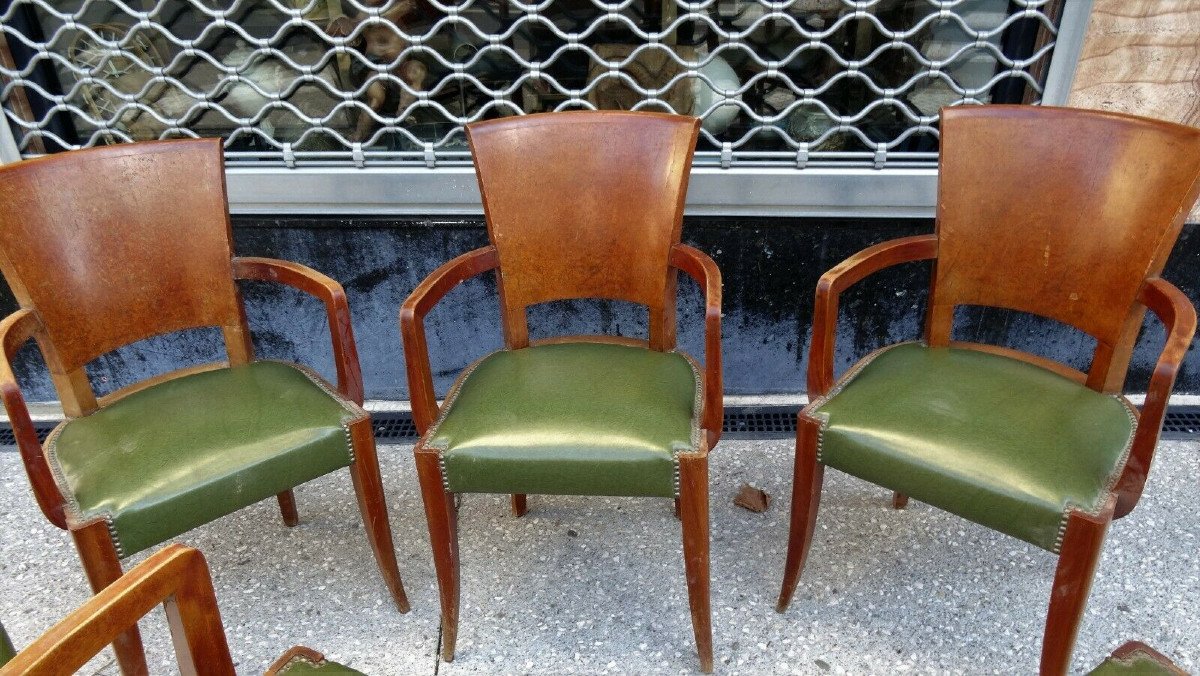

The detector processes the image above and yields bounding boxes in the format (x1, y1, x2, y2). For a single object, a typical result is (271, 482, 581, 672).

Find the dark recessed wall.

(2, 216, 1196, 402)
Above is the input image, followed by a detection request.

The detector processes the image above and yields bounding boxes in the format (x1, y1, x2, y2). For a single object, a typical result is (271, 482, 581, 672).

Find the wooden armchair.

(0, 139, 408, 676)
(0, 544, 361, 675)
(400, 111, 722, 672)
(776, 106, 1200, 674)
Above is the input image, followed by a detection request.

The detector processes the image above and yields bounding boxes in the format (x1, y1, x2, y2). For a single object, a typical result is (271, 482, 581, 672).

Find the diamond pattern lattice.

(0, 0, 1063, 168)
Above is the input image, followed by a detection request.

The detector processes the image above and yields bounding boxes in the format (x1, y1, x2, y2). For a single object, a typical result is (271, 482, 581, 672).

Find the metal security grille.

(0, 0, 1071, 170)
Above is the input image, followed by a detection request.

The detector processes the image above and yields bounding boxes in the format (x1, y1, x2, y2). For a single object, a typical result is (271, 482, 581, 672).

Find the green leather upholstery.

(47, 361, 363, 557)
(1089, 646, 1183, 675)
(812, 343, 1136, 552)
(273, 653, 363, 674)
(0, 620, 15, 667)
(428, 342, 701, 497)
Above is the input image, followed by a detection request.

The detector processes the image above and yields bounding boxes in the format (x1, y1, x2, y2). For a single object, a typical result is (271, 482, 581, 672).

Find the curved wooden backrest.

(930, 105, 1200, 391)
(466, 111, 701, 349)
(0, 139, 248, 414)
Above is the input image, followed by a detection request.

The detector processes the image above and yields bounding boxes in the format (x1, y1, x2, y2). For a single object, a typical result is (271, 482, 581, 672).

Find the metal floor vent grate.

(373, 414, 419, 441)
(4, 406, 1200, 448)
(722, 407, 797, 437)
(0, 423, 55, 447)
(1159, 406, 1200, 440)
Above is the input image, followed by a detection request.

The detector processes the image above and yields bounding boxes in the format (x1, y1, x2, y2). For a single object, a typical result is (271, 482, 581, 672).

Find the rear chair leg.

(277, 489, 300, 526)
(72, 521, 148, 676)
(892, 492, 909, 510)
(510, 494, 527, 517)
(347, 421, 410, 612)
(417, 449, 461, 661)
(678, 454, 713, 673)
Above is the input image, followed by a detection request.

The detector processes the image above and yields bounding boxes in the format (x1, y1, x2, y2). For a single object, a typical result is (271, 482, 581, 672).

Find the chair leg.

(510, 494, 528, 517)
(674, 497, 681, 520)
(777, 415, 825, 613)
(1040, 496, 1115, 676)
(892, 492, 909, 510)
(277, 489, 300, 526)
(416, 448, 460, 662)
(678, 454, 713, 673)
(71, 521, 148, 676)
(347, 421, 410, 613)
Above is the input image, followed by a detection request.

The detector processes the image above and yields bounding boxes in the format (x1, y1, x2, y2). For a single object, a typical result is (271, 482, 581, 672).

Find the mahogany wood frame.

(1, 544, 343, 676)
(400, 111, 721, 672)
(777, 106, 1200, 675)
(0, 545, 234, 676)
(402, 242, 722, 672)
(0, 140, 409, 676)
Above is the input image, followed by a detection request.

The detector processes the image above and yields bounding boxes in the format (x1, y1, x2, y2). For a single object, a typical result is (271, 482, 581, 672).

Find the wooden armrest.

(232, 257, 365, 405)
(808, 234, 938, 396)
(0, 544, 233, 675)
(669, 244, 723, 444)
(1114, 277, 1197, 518)
(0, 309, 66, 529)
(400, 246, 500, 434)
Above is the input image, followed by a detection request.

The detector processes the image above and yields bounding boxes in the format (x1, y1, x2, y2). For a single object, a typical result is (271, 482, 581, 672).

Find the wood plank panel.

(1069, 0, 1200, 219)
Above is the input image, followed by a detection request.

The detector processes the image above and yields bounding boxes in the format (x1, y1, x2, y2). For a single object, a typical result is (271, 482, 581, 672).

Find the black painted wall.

(2, 216, 1196, 402)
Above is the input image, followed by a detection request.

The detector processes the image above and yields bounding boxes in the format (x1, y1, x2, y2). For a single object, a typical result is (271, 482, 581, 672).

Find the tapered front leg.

(348, 420, 410, 612)
(416, 448, 461, 661)
(777, 414, 825, 612)
(1040, 496, 1115, 675)
(678, 454, 713, 673)
(72, 521, 148, 676)
(276, 489, 300, 526)
(510, 494, 527, 517)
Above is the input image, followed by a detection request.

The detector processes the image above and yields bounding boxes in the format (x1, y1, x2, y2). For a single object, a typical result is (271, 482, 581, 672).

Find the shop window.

(0, 0, 1077, 171)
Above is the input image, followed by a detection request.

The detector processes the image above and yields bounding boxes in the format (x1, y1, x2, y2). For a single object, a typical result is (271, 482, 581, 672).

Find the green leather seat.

(812, 342, 1136, 552)
(46, 361, 362, 557)
(427, 342, 701, 498)
(271, 652, 364, 674)
(1088, 644, 1184, 675)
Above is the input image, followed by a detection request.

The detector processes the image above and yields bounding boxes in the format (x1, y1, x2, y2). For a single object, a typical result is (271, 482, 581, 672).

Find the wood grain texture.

(1069, 0, 1200, 219)
(0, 309, 65, 529)
(1041, 496, 1116, 676)
(465, 111, 701, 349)
(0, 140, 244, 384)
(1, 545, 233, 676)
(931, 106, 1200, 392)
(0, 139, 410, 672)
(780, 105, 1200, 674)
(404, 111, 720, 673)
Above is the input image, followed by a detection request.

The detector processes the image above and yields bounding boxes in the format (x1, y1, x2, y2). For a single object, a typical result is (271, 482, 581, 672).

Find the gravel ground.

(0, 439, 1195, 675)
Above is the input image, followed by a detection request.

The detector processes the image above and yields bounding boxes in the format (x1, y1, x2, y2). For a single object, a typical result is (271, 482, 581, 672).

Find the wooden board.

(1068, 0, 1200, 219)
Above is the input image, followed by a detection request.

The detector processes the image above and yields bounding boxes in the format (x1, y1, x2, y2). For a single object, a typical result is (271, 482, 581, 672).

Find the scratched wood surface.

(1069, 0, 1200, 219)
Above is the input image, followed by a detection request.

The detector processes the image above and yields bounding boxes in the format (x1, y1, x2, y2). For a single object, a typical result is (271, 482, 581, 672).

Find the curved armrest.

(808, 234, 938, 396)
(1114, 277, 1197, 518)
(669, 244, 723, 445)
(400, 246, 500, 434)
(0, 544, 233, 675)
(0, 309, 66, 529)
(232, 257, 365, 405)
